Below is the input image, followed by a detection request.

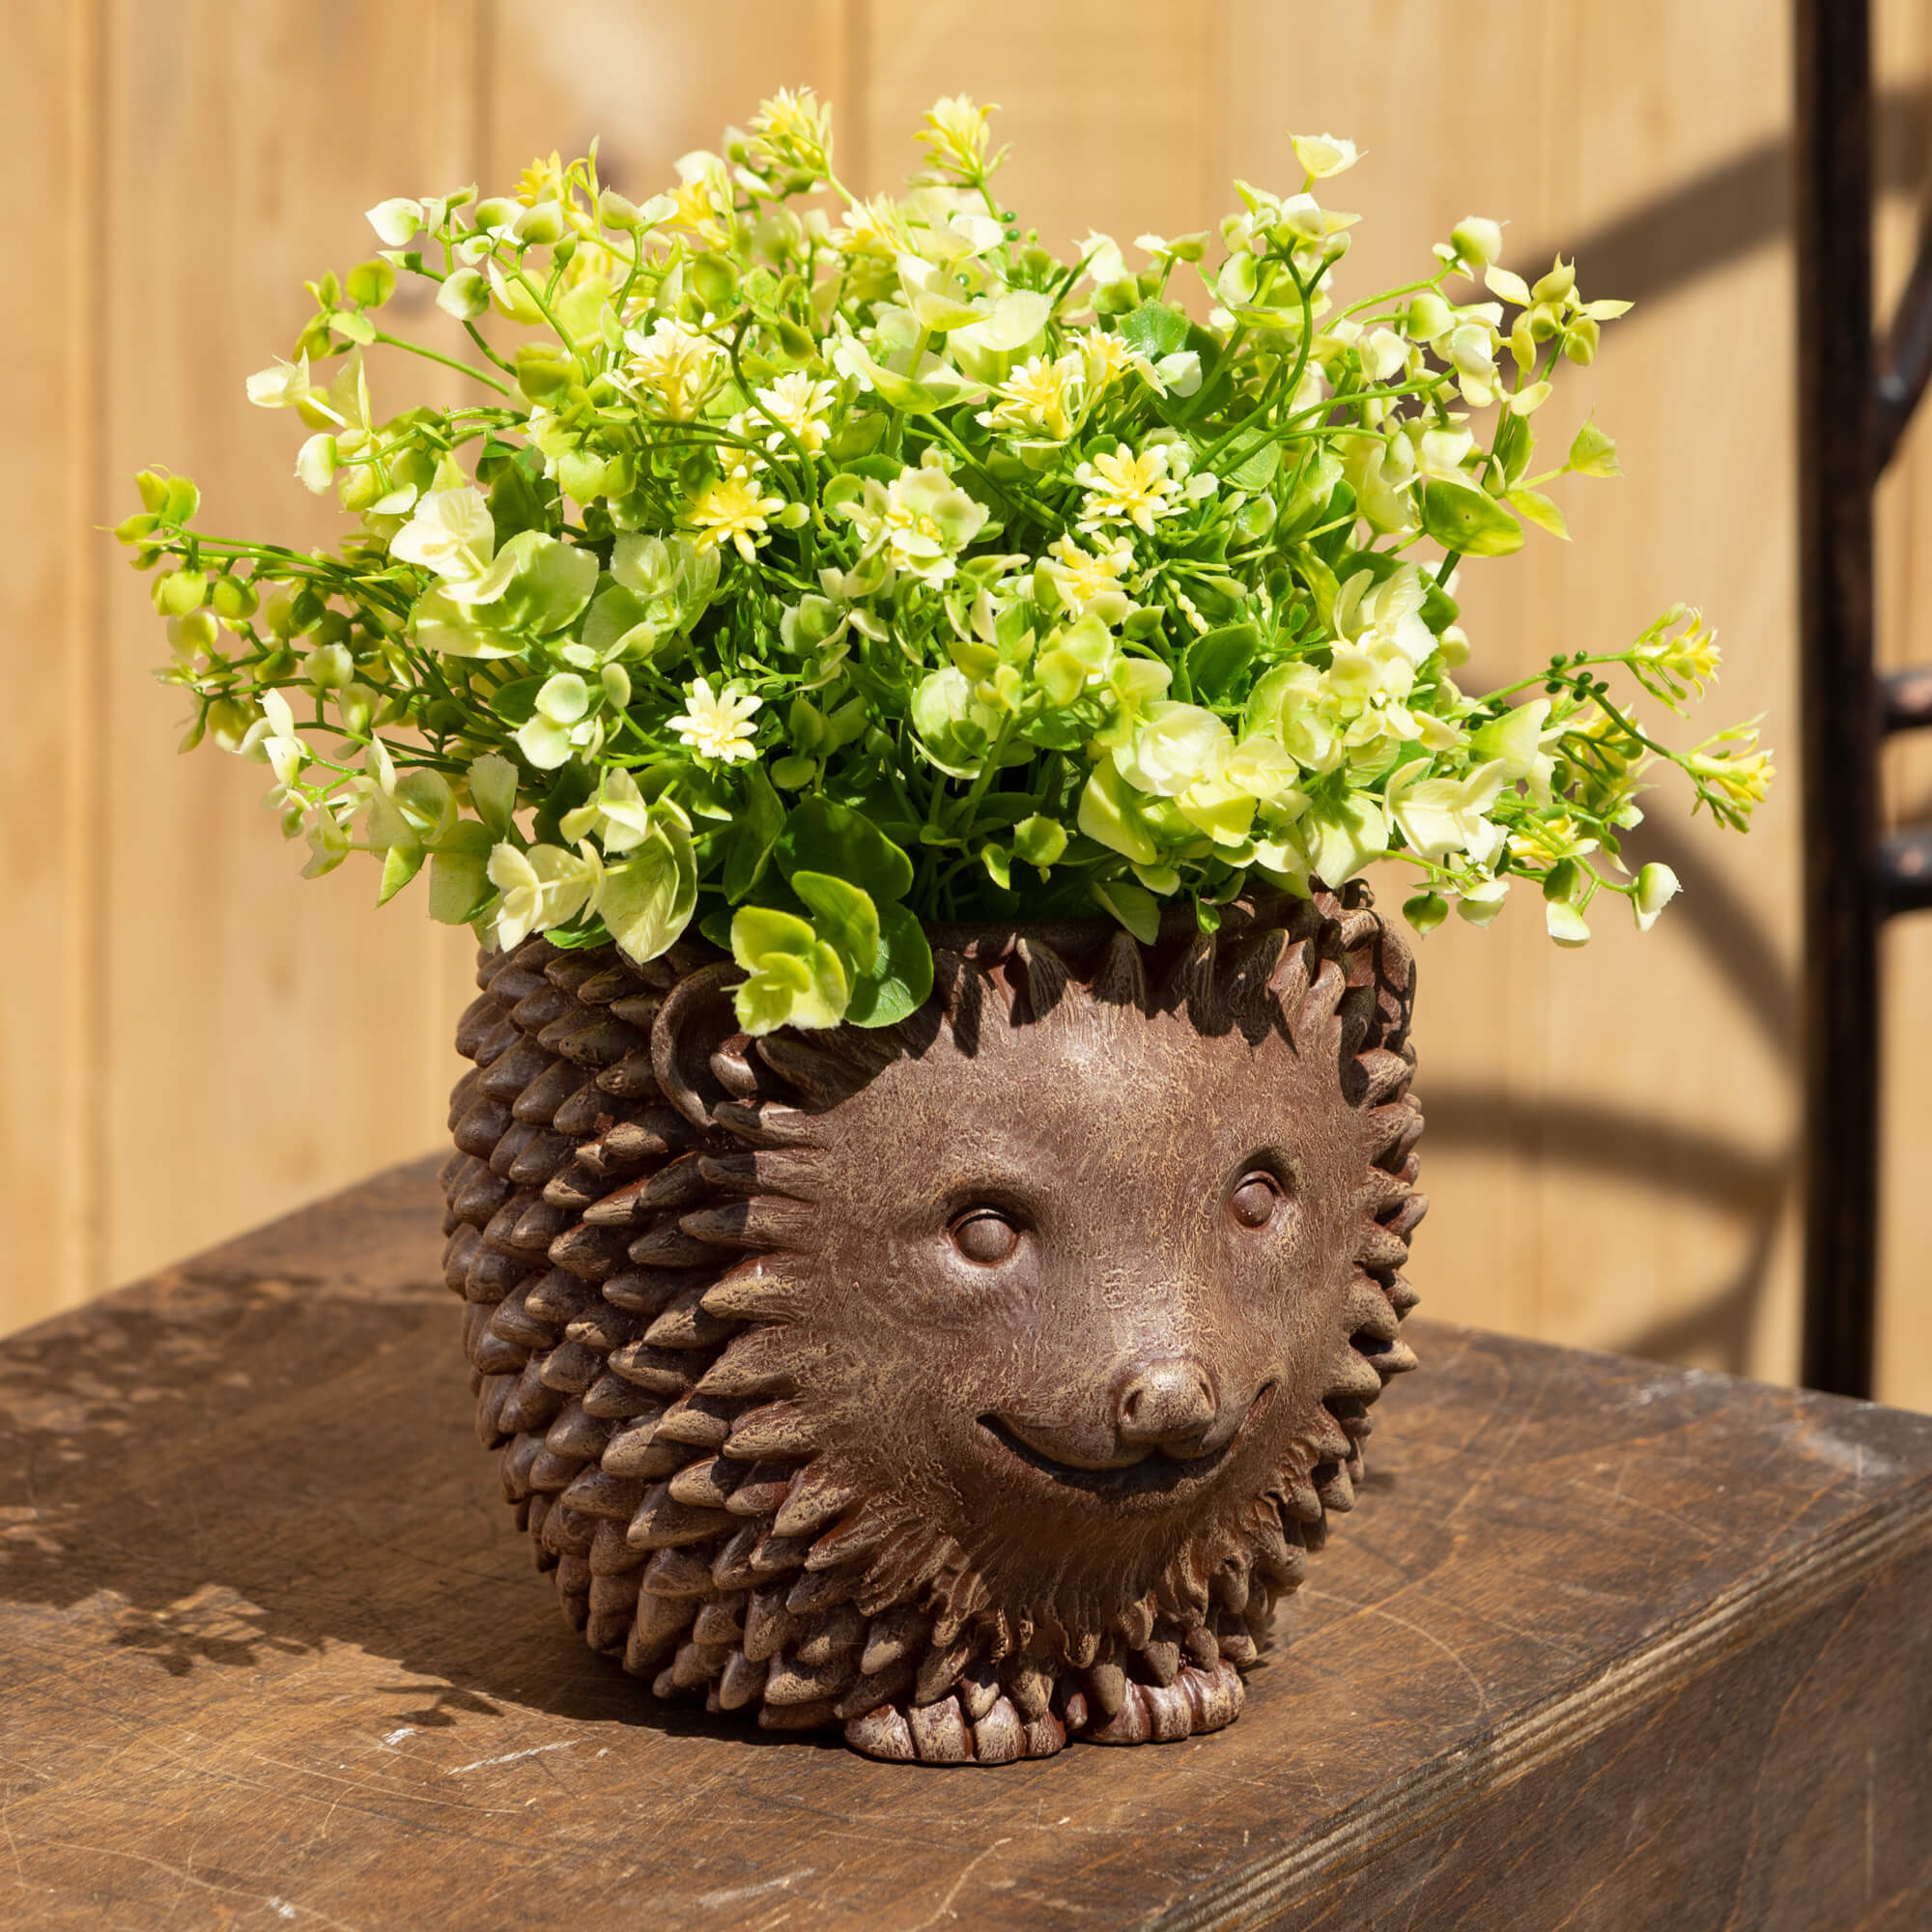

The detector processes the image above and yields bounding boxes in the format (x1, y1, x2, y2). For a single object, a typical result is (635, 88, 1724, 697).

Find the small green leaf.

(376, 838, 426, 905)
(468, 753, 519, 837)
(791, 869, 881, 975)
(1012, 815, 1067, 869)
(1507, 487, 1570, 540)
(428, 822, 494, 923)
(1093, 877, 1161, 945)
(846, 900, 934, 1028)
(488, 456, 550, 543)
(731, 905, 818, 969)
(1119, 299, 1191, 359)
(777, 797, 914, 901)
(515, 341, 576, 404)
(1567, 417, 1621, 477)
(482, 675, 547, 724)
(1227, 439, 1282, 492)
(1420, 478, 1524, 557)
(603, 821, 697, 964)
(722, 762, 784, 902)
(346, 258, 396, 309)
(1186, 622, 1262, 703)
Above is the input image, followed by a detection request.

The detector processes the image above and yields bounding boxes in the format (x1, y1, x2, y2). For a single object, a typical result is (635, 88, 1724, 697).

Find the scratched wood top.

(2, 1160, 1928, 1931)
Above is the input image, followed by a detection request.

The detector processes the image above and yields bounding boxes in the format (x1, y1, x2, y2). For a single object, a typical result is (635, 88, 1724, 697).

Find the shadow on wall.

(1413, 91, 1932, 1370)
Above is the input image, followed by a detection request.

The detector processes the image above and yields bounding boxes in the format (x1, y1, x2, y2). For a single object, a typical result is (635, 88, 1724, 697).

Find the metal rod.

(1873, 221, 1932, 475)
(1880, 827, 1932, 914)
(1880, 664, 1932, 733)
(1795, 0, 1880, 1398)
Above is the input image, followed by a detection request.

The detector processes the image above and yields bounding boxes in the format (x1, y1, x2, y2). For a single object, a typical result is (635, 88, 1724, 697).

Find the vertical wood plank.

(91, 0, 489, 1297)
(2, 0, 106, 1321)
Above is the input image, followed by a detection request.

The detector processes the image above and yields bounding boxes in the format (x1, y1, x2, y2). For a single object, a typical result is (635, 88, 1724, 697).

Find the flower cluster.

(122, 95, 1769, 1036)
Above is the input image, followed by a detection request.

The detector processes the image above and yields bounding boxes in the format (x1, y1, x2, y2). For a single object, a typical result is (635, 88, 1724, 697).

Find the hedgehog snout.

(1114, 1354, 1220, 1460)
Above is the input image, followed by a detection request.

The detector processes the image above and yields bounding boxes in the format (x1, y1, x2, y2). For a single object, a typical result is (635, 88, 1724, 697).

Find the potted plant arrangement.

(121, 91, 1769, 1765)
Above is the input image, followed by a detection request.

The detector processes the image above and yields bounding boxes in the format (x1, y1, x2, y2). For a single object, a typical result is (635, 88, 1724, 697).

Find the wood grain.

(5, 0, 1930, 1412)
(0, 1163, 1926, 1928)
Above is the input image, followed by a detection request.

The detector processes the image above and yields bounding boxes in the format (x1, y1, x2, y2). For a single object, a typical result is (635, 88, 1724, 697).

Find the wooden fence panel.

(3, 0, 1927, 1410)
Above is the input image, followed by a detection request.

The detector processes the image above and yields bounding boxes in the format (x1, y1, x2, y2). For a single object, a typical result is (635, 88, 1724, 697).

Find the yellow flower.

(1074, 442, 1184, 535)
(749, 371, 837, 454)
(1077, 328, 1137, 394)
(1038, 534, 1134, 620)
(917, 95, 998, 181)
(624, 317, 726, 421)
(680, 473, 784, 562)
(751, 87, 833, 177)
(979, 353, 1085, 440)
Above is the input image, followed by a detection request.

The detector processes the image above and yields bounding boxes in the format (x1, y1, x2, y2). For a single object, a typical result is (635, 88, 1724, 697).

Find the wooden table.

(1, 1161, 1927, 1930)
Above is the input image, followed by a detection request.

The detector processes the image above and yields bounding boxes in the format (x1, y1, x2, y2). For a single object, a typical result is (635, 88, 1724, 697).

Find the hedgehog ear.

(651, 960, 745, 1129)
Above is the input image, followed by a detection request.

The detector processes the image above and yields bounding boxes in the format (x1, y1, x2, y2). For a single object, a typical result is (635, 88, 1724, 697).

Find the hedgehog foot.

(1081, 1656, 1244, 1746)
(843, 1693, 1066, 1765)
(841, 1656, 1244, 1764)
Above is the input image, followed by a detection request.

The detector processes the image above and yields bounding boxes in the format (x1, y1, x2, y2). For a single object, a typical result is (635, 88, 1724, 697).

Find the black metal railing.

(1796, 0, 1932, 1398)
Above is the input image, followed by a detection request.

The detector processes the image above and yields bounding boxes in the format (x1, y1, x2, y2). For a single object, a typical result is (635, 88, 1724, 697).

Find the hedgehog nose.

(1116, 1356, 1218, 1456)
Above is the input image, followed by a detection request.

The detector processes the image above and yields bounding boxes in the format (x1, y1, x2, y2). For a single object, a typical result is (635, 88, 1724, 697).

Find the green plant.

(121, 92, 1770, 1035)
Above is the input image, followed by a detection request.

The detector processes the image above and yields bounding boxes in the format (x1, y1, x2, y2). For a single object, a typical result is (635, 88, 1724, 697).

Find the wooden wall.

(8, 0, 1930, 1409)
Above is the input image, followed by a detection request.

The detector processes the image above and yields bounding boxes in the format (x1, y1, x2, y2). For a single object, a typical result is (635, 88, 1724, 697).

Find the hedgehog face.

(764, 986, 1389, 1641)
(447, 895, 1423, 1765)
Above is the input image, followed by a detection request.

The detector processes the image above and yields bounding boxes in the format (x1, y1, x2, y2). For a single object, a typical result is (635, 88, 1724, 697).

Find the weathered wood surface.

(1, 1165, 1927, 1929)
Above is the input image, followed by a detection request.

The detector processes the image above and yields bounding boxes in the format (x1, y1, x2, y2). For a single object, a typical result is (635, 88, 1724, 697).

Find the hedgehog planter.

(439, 887, 1423, 1766)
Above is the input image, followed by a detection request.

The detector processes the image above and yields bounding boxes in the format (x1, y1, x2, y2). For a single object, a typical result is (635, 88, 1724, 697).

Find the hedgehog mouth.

(979, 1384, 1274, 1497)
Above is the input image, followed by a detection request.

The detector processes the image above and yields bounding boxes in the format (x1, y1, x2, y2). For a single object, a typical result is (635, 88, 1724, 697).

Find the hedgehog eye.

(950, 1206, 1022, 1265)
(1229, 1169, 1285, 1231)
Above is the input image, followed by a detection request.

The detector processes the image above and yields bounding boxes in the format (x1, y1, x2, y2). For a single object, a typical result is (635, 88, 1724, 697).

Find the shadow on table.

(0, 1265, 839, 1749)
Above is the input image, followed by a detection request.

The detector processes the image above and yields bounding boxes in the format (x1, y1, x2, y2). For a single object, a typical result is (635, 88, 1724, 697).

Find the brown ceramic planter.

(439, 885, 1424, 1765)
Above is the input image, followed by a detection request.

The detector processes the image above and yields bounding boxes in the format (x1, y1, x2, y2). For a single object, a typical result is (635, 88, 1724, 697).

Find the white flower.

(295, 434, 337, 494)
(1076, 230, 1129, 289)
(1546, 900, 1591, 947)
(241, 689, 309, 793)
(1037, 534, 1135, 620)
(246, 355, 338, 420)
(839, 462, 989, 587)
(1634, 861, 1681, 931)
(1449, 216, 1505, 270)
(1116, 702, 1234, 797)
(668, 677, 762, 764)
(1445, 321, 1500, 407)
(487, 841, 603, 949)
(366, 197, 425, 246)
(1387, 758, 1508, 867)
(1292, 132, 1361, 180)
(1336, 564, 1437, 669)
(391, 486, 496, 583)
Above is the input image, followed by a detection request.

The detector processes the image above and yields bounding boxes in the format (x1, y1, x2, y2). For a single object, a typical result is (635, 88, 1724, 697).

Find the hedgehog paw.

(1085, 1658, 1244, 1747)
(843, 1692, 1066, 1765)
